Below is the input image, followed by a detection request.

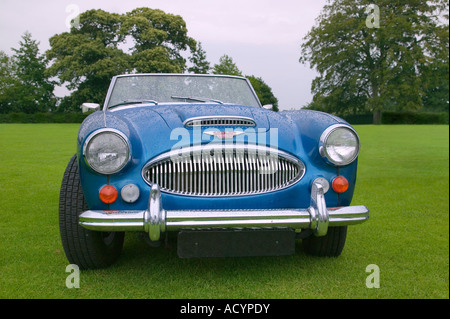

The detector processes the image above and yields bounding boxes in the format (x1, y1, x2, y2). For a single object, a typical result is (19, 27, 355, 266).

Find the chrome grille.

(184, 116, 256, 127)
(142, 145, 305, 196)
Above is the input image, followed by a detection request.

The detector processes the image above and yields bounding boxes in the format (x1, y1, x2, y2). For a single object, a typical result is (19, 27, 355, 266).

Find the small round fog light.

(121, 184, 140, 203)
(313, 177, 330, 193)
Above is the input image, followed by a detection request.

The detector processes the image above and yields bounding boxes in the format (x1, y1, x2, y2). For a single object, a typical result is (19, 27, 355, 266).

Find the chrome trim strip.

(183, 116, 256, 127)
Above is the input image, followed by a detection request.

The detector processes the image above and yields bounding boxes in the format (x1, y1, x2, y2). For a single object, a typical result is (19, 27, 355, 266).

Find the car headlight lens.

(84, 129, 130, 174)
(320, 125, 360, 166)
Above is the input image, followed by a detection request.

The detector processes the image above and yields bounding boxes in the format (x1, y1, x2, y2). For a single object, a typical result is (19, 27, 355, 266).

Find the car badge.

(203, 131, 244, 139)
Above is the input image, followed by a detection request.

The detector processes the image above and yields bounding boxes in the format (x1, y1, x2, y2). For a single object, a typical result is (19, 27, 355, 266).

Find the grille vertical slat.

(143, 146, 305, 196)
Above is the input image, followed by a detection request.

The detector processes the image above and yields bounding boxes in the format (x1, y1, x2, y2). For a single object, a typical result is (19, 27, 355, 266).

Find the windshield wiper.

(109, 100, 158, 109)
(171, 96, 223, 104)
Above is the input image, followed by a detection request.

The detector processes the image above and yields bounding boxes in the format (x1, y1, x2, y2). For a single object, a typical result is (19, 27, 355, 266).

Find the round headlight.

(84, 129, 130, 174)
(320, 125, 360, 166)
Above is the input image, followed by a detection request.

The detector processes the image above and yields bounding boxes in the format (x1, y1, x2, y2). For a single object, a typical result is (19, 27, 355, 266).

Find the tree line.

(0, 8, 278, 114)
(1, 2, 448, 122)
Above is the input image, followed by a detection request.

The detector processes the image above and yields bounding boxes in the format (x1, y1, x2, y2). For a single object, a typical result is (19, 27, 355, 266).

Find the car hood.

(79, 104, 344, 165)
(140, 103, 270, 131)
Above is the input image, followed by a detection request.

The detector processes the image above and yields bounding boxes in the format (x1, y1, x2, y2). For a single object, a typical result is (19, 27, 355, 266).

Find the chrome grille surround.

(142, 144, 305, 196)
(183, 116, 256, 127)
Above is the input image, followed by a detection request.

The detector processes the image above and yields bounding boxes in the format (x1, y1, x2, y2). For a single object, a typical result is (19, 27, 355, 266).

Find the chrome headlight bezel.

(83, 128, 131, 175)
(319, 124, 360, 166)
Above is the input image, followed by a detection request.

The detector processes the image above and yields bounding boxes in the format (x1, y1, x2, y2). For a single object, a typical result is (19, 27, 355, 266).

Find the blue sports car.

(59, 74, 369, 269)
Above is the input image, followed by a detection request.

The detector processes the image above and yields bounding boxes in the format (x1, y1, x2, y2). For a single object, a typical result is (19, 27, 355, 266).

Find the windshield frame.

(103, 73, 263, 110)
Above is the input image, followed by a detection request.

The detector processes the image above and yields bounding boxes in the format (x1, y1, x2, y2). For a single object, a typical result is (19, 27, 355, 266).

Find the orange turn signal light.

(332, 176, 349, 193)
(99, 185, 118, 204)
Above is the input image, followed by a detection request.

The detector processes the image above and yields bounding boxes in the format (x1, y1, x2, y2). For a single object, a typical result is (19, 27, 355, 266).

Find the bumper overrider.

(79, 182, 369, 241)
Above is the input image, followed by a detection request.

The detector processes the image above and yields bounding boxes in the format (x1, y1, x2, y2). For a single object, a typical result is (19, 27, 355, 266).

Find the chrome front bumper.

(79, 182, 369, 241)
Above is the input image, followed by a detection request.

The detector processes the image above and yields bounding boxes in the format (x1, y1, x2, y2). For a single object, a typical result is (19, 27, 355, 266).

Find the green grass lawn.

(0, 124, 448, 299)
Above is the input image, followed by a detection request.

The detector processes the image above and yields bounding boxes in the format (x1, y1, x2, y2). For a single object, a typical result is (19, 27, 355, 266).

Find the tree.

(1, 32, 55, 113)
(47, 10, 129, 112)
(204, 53, 280, 111)
(188, 42, 211, 74)
(421, 22, 449, 112)
(0, 51, 18, 113)
(123, 8, 196, 73)
(299, 0, 449, 124)
(212, 54, 243, 76)
(247, 75, 279, 111)
(46, 8, 196, 112)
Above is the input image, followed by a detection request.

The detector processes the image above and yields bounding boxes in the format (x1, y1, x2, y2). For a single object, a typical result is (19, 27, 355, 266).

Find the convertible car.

(59, 74, 369, 269)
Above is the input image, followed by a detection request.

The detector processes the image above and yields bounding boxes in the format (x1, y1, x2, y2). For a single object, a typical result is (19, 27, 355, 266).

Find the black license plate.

(177, 228, 295, 258)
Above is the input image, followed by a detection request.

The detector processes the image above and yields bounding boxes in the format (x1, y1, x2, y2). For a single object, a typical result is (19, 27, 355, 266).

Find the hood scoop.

(184, 116, 256, 128)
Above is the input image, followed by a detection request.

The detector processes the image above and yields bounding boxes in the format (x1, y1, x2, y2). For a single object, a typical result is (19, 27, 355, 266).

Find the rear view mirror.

(81, 103, 100, 113)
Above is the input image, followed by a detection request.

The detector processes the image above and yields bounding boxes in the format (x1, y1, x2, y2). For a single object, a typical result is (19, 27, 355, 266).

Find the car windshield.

(106, 74, 261, 109)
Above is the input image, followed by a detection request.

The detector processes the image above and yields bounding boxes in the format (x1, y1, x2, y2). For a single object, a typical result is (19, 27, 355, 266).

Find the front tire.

(302, 226, 347, 257)
(59, 155, 124, 269)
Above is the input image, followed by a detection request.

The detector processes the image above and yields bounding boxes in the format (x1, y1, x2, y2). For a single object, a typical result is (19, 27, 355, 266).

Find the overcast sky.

(0, 0, 327, 110)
